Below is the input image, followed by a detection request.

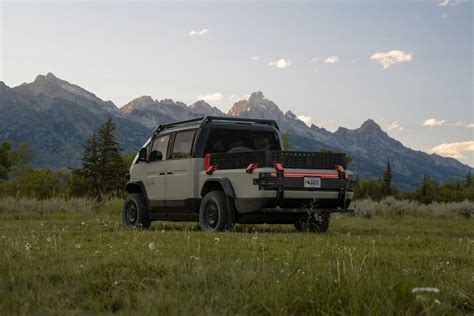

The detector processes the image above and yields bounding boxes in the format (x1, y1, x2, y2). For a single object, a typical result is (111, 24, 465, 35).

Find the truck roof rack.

(201, 116, 279, 130)
(154, 116, 279, 134)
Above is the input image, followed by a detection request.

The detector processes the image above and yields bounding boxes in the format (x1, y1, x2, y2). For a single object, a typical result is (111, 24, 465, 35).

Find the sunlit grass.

(0, 198, 473, 314)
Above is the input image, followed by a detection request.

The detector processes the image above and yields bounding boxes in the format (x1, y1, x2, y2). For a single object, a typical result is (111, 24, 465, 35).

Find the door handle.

(159, 172, 165, 175)
(167, 172, 173, 175)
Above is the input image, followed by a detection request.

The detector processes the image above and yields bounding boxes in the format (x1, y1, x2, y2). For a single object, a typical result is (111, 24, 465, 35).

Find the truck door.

(145, 134, 170, 211)
(165, 129, 196, 211)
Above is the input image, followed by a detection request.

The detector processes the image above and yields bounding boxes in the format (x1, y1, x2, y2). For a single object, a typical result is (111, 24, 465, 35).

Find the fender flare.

(125, 181, 150, 211)
(201, 178, 236, 199)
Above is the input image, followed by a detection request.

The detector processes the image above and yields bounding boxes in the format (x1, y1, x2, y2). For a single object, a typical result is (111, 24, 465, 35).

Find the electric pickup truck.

(123, 116, 353, 232)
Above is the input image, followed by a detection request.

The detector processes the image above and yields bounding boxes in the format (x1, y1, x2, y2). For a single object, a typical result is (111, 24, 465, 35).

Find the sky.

(0, 0, 473, 166)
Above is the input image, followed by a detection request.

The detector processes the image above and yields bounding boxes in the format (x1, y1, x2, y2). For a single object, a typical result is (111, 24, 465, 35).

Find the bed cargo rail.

(207, 150, 346, 170)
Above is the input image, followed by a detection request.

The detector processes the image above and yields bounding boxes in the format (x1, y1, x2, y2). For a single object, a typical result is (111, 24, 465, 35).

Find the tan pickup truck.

(123, 116, 353, 232)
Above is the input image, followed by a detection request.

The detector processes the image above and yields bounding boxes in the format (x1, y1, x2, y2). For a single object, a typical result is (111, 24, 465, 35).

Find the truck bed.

(206, 150, 346, 170)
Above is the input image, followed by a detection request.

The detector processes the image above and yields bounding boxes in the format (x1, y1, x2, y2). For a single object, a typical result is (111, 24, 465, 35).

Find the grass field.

(0, 199, 473, 315)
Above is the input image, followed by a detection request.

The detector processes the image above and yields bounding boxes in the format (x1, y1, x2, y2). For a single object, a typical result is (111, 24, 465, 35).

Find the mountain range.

(0, 73, 471, 190)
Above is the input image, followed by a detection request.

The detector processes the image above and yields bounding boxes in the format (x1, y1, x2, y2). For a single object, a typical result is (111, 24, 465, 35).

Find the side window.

(151, 134, 170, 160)
(171, 130, 195, 159)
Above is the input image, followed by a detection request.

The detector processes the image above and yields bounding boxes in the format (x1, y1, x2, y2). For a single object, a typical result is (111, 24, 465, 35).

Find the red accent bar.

(270, 172, 339, 178)
(336, 165, 345, 173)
(206, 165, 218, 175)
(204, 153, 211, 169)
(246, 163, 259, 174)
(273, 163, 284, 172)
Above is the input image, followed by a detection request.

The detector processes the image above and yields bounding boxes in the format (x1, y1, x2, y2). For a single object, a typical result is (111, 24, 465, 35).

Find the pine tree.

(282, 132, 292, 151)
(96, 118, 127, 197)
(79, 118, 127, 199)
(465, 170, 472, 187)
(0, 141, 12, 181)
(382, 161, 393, 197)
(80, 132, 101, 198)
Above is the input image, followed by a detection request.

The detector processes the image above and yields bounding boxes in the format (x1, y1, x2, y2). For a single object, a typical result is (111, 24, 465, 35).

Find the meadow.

(0, 198, 473, 315)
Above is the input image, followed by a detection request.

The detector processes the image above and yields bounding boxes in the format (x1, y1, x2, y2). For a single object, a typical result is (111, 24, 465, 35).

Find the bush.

(352, 197, 474, 219)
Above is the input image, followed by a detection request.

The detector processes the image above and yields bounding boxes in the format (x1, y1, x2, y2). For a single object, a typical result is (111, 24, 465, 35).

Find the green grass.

(0, 200, 473, 315)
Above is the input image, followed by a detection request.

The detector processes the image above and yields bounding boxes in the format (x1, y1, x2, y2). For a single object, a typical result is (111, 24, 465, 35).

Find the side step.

(262, 208, 355, 214)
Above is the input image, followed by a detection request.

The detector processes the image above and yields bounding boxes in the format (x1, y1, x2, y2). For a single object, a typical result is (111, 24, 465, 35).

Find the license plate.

(304, 177, 321, 188)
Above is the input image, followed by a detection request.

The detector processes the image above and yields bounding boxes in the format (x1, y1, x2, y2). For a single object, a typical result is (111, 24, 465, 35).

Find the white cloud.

(439, 0, 467, 6)
(311, 57, 320, 63)
(454, 122, 474, 128)
(422, 118, 447, 127)
(324, 56, 339, 64)
(269, 59, 290, 69)
(250, 56, 259, 60)
(431, 141, 474, 159)
(297, 115, 313, 127)
(385, 121, 403, 131)
(197, 92, 223, 102)
(371, 50, 412, 69)
(189, 29, 208, 36)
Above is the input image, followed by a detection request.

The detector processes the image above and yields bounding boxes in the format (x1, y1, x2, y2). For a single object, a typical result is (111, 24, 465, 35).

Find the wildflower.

(161, 229, 165, 233)
(75, 243, 81, 249)
(411, 287, 440, 294)
(24, 242, 32, 251)
(114, 281, 119, 285)
(252, 235, 258, 240)
(214, 237, 220, 242)
(81, 222, 86, 226)
(148, 242, 156, 250)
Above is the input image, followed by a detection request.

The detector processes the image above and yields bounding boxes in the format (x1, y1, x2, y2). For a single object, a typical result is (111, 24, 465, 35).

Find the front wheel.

(122, 193, 151, 229)
(294, 212, 330, 233)
(199, 191, 235, 231)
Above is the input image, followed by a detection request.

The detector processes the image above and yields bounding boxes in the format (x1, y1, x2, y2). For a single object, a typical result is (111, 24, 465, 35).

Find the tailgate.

(255, 168, 349, 191)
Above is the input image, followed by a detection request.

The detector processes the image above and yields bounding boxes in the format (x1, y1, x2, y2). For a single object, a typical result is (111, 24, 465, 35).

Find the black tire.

(199, 191, 235, 231)
(122, 193, 151, 229)
(294, 213, 330, 233)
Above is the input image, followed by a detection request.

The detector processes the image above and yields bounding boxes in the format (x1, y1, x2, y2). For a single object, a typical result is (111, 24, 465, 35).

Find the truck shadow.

(150, 222, 298, 234)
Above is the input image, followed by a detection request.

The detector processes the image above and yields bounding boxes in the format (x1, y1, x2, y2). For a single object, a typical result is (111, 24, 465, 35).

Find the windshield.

(205, 128, 280, 154)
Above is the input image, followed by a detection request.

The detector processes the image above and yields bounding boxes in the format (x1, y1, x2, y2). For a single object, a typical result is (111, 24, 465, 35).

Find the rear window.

(205, 128, 280, 154)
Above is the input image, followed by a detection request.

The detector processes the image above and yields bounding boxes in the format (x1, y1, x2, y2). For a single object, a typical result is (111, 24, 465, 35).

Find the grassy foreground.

(0, 200, 473, 315)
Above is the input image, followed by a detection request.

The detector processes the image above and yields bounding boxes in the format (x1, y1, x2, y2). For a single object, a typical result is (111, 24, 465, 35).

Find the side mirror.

(138, 147, 148, 162)
(149, 150, 163, 162)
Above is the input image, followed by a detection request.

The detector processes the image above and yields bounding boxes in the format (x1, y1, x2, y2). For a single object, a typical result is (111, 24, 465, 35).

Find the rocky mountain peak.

(249, 91, 265, 103)
(190, 100, 211, 110)
(190, 100, 225, 116)
(357, 119, 387, 137)
(121, 96, 155, 113)
(228, 91, 284, 119)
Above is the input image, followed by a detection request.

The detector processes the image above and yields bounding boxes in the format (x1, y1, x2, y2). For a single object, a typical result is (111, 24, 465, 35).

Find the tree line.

(353, 162, 474, 203)
(0, 119, 132, 200)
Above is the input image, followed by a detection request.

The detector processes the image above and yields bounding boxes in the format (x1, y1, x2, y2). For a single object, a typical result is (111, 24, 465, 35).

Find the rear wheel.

(294, 212, 330, 233)
(199, 191, 235, 231)
(122, 193, 151, 229)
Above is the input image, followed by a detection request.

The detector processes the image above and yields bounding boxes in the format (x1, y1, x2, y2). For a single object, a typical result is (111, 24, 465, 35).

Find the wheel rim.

(205, 200, 219, 229)
(125, 201, 138, 224)
(310, 213, 327, 232)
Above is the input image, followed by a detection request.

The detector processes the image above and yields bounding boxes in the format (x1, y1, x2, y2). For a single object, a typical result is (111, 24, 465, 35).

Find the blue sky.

(1, 0, 473, 165)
